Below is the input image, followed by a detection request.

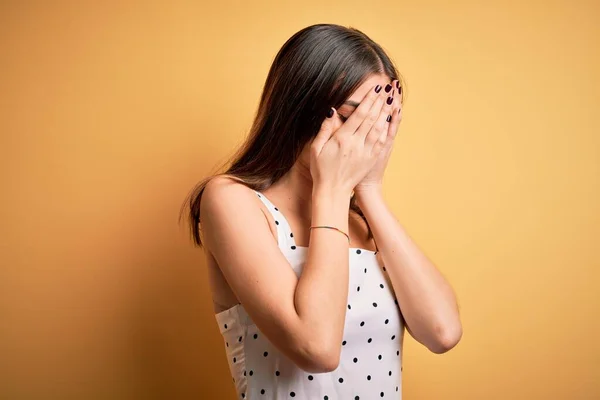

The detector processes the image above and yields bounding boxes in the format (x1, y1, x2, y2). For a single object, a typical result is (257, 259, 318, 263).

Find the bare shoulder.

(200, 174, 274, 251)
(201, 174, 260, 221)
(203, 174, 253, 203)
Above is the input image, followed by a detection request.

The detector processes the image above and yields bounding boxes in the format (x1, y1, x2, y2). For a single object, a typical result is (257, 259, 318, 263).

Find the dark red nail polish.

(385, 84, 392, 93)
(396, 81, 400, 89)
(386, 96, 393, 105)
(375, 85, 382, 93)
(399, 86, 402, 95)
(327, 108, 334, 118)
(386, 115, 392, 122)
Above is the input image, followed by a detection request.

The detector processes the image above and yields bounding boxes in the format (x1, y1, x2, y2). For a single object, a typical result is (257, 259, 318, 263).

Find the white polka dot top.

(214, 190, 404, 399)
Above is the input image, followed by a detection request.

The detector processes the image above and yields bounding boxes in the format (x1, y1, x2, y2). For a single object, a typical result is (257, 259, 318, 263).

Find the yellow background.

(1, 1, 599, 399)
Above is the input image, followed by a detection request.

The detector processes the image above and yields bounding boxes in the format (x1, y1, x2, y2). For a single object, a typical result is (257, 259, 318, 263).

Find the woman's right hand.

(309, 83, 395, 197)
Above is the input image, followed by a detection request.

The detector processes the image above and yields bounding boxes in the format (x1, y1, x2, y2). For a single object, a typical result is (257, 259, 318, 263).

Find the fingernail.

(385, 84, 392, 93)
(386, 115, 392, 122)
(327, 108, 334, 118)
(398, 86, 402, 95)
(396, 81, 400, 89)
(387, 96, 393, 105)
(375, 85, 382, 93)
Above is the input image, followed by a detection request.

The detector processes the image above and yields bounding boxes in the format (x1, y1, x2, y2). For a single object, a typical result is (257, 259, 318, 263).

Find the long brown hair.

(182, 24, 403, 247)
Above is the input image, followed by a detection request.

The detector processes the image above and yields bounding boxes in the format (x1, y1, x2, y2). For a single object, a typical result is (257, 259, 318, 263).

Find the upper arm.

(200, 176, 332, 371)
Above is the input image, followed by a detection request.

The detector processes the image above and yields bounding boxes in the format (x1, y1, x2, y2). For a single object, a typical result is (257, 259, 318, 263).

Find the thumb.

(311, 107, 337, 155)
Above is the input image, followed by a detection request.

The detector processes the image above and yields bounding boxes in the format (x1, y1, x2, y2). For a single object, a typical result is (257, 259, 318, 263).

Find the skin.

(202, 73, 462, 373)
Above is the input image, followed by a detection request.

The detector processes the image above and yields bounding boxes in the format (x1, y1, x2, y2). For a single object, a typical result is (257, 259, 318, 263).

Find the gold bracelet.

(309, 225, 350, 243)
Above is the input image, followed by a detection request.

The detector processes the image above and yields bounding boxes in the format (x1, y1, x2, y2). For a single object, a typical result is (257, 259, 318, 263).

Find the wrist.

(312, 188, 351, 230)
(312, 184, 353, 202)
(353, 185, 383, 205)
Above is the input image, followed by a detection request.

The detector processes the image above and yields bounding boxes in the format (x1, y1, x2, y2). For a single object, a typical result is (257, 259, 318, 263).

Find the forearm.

(355, 187, 462, 353)
(294, 188, 350, 354)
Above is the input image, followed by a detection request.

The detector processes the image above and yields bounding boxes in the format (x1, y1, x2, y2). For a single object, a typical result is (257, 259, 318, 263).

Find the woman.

(183, 23, 462, 399)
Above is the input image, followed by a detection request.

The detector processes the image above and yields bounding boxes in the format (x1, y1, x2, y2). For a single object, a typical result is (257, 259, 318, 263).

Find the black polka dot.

(368, 338, 372, 343)
(290, 232, 294, 238)
(338, 377, 343, 383)
(389, 371, 392, 376)
(355, 397, 360, 400)
(242, 394, 245, 398)
(308, 375, 313, 381)
(342, 340, 347, 346)
(238, 336, 242, 342)
(391, 335, 396, 340)
(367, 375, 371, 381)
(291, 245, 296, 250)
(385, 319, 389, 324)
(383, 267, 386, 272)
(275, 220, 279, 225)
(348, 304, 351, 310)
(380, 283, 384, 288)
(397, 350, 400, 356)
(360, 321, 365, 327)
(373, 302, 378, 307)
(249, 370, 254, 376)
(261, 389, 265, 394)
(378, 354, 382, 360)
(324, 397, 329, 400)
(290, 392, 296, 397)
(226, 342, 229, 347)
(356, 249, 361, 254)
(233, 357, 236, 363)
(274, 207, 278, 211)
(254, 333, 258, 339)
(364, 268, 367, 273)
(353, 357, 358, 363)
(263, 351, 269, 357)
(357, 286, 360, 292)
(257, 194, 261, 197)
(224, 324, 228, 329)
(380, 392, 385, 397)
(394, 299, 398, 305)
(275, 371, 280, 376)
(396, 386, 399, 391)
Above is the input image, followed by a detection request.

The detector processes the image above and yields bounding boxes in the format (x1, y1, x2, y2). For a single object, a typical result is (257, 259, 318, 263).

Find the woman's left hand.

(354, 79, 403, 194)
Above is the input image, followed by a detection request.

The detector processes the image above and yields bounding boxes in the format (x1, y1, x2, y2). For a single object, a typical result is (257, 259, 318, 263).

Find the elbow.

(428, 323, 463, 354)
(307, 351, 341, 373)
(295, 337, 341, 373)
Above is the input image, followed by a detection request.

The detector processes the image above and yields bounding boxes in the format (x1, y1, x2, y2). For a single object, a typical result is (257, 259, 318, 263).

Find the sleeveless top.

(214, 190, 404, 399)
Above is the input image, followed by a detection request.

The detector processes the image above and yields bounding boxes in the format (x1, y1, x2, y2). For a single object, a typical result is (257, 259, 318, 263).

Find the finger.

(365, 86, 395, 150)
(311, 107, 337, 154)
(372, 79, 402, 153)
(371, 107, 395, 156)
(388, 85, 402, 140)
(332, 114, 343, 132)
(388, 104, 401, 140)
(337, 84, 383, 137)
(353, 82, 391, 140)
(397, 79, 403, 102)
(370, 124, 389, 156)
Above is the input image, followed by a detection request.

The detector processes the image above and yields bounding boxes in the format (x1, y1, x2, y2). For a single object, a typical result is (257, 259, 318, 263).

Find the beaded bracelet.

(309, 225, 350, 243)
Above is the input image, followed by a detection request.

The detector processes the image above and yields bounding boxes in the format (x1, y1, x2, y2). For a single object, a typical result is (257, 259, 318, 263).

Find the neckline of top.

(254, 190, 378, 255)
